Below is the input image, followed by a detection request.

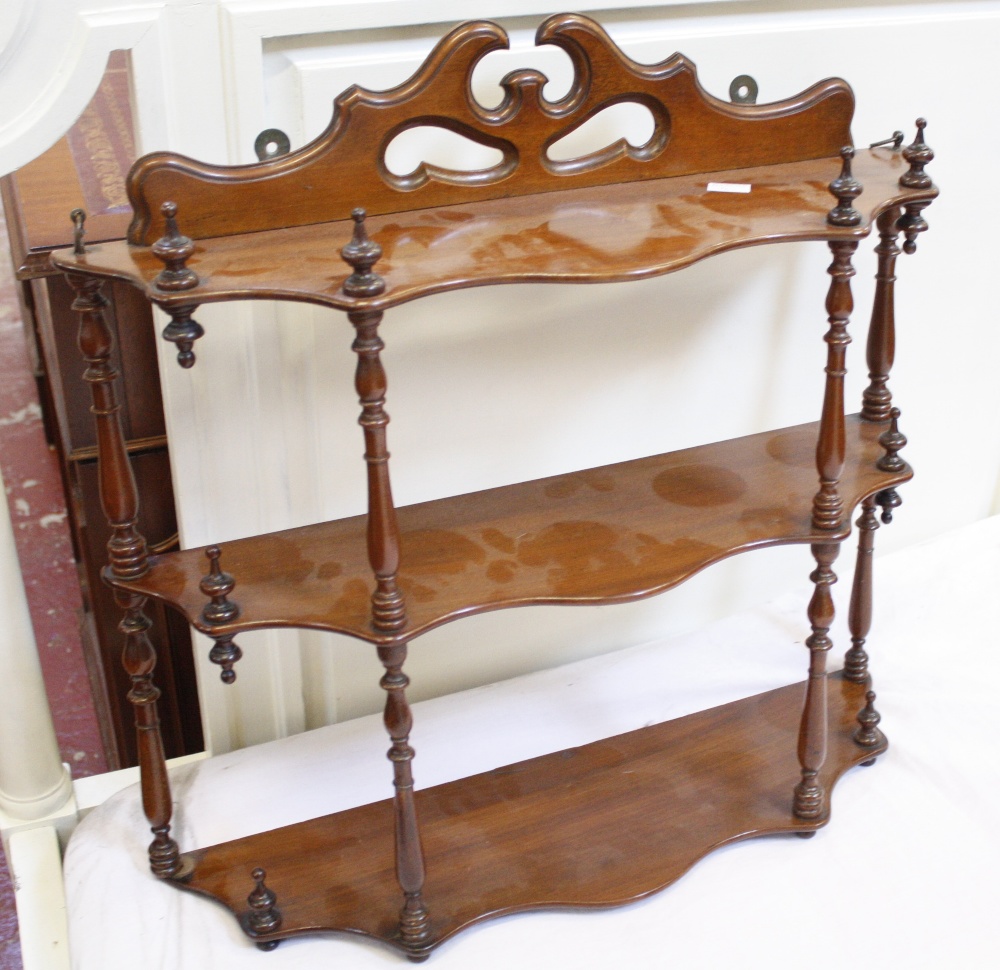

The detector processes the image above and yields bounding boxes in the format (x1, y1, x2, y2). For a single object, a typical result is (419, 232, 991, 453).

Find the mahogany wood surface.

(53, 150, 935, 313)
(123, 13, 854, 246)
(110, 415, 910, 647)
(172, 673, 880, 955)
(54, 13, 938, 958)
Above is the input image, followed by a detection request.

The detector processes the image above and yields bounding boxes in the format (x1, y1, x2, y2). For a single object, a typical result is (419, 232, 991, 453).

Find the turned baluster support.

(812, 240, 857, 531)
(794, 542, 839, 820)
(67, 272, 181, 877)
(342, 211, 427, 947)
(845, 496, 879, 683)
(861, 208, 902, 422)
(379, 643, 430, 951)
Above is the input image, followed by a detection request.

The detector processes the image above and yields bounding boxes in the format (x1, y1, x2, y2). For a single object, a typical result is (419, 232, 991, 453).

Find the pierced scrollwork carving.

(125, 13, 855, 246)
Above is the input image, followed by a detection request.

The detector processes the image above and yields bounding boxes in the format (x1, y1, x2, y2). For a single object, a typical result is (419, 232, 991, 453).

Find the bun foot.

(796, 830, 817, 839)
(861, 757, 877, 767)
(256, 941, 280, 952)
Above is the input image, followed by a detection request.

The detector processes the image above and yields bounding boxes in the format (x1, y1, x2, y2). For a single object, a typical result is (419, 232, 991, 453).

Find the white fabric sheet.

(64, 516, 1000, 969)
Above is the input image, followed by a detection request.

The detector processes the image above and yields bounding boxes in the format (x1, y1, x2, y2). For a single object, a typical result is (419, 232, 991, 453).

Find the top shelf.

(50, 13, 936, 310)
(54, 150, 932, 312)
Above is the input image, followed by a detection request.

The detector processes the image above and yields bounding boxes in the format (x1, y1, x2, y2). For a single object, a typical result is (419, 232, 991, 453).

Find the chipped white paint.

(38, 513, 67, 529)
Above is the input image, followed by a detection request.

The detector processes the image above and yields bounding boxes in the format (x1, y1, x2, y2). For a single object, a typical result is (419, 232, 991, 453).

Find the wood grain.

(52, 150, 936, 313)
(171, 673, 881, 955)
(123, 13, 854, 245)
(110, 415, 910, 647)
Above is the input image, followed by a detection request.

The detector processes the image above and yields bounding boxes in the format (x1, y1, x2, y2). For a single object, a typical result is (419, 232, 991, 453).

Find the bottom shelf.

(171, 672, 883, 957)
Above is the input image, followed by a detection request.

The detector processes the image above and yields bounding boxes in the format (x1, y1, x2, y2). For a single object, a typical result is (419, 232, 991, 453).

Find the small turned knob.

(152, 201, 199, 291)
(70, 208, 87, 255)
(247, 867, 282, 935)
(200, 545, 240, 625)
(854, 690, 883, 747)
(877, 407, 907, 473)
(900, 118, 934, 189)
(340, 208, 385, 298)
(827, 147, 863, 227)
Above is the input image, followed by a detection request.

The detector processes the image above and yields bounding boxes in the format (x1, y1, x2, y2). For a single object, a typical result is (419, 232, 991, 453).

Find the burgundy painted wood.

(53, 12, 938, 961)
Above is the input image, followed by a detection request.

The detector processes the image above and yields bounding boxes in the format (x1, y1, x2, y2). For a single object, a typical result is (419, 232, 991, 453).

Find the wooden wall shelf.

(51, 12, 937, 962)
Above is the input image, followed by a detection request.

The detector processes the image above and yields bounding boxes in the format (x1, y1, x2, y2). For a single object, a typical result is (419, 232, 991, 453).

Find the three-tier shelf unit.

(53, 12, 937, 962)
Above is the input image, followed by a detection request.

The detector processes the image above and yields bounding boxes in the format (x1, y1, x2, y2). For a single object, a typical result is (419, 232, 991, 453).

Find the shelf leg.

(119, 591, 182, 877)
(378, 643, 430, 950)
(861, 208, 901, 422)
(66, 270, 181, 876)
(844, 496, 879, 683)
(794, 542, 838, 820)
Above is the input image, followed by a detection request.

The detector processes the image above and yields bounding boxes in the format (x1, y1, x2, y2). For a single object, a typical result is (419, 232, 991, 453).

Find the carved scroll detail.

(126, 14, 854, 244)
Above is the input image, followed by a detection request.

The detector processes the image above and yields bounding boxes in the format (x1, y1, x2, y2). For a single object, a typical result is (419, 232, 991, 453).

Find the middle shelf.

(113, 413, 908, 646)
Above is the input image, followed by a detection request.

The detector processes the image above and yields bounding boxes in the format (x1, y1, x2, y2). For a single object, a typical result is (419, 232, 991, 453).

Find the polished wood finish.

(67, 271, 180, 875)
(53, 14, 938, 958)
(55, 150, 935, 314)
(172, 674, 882, 957)
(845, 495, 879, 683)
(123, 13, 854, 246)
(0, 58, 201, 768)
(861, 207, 901, 421)
(110, 416, 911, 648)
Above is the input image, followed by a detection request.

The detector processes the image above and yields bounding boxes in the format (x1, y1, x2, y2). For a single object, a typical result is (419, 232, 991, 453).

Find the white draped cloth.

(64, 516, 1000, 969)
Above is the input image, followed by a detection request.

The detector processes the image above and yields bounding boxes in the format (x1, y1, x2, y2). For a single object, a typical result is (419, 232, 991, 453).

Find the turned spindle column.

(861, 208, 902, 422)
(796, 236, 857, 822)
(67, 272, 182, 877)
(795, 542, 838, 821)
(845, 495, 879, 683)
(343, 210, 429, 949)
(812, 239, 856, 531)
